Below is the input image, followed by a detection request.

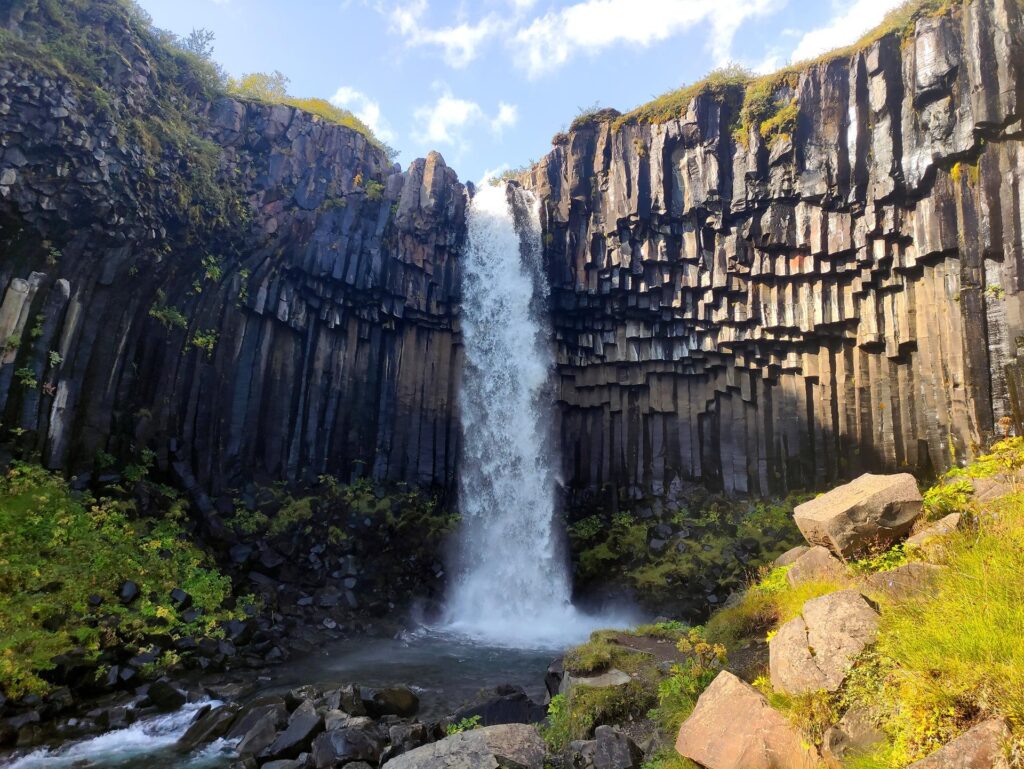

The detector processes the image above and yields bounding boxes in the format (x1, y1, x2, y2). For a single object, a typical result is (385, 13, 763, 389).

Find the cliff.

(0, 0, 465, 503)
(526, 0, 1024, 499)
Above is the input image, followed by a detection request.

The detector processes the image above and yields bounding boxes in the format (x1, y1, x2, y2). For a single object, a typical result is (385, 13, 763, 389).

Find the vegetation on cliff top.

(581, 0, 957, 139)
(0, 462, 246, 699)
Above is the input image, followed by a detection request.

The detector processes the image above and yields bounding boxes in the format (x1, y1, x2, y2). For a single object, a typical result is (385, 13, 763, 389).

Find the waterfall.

(444, 182, 612, 648)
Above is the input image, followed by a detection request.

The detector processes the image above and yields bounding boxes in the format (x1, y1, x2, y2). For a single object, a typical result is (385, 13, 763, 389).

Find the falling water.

(444, 182, 619, 648)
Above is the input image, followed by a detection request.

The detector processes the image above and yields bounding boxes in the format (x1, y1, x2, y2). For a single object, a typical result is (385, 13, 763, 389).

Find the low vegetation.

(0, 462, 246, 698)
(227, 71, 397, 160)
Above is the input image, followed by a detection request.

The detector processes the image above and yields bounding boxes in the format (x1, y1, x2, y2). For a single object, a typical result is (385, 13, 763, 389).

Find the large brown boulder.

(794, 474, 923, 557)
(906, 513, 961, 549)
(675, 671, 821, 769)
(770, 590, 879, 695)
(861, 562, 944, 600)
(906, 719, 1010, 768)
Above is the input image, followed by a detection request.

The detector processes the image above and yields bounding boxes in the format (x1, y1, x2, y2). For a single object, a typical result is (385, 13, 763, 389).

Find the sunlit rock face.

(525, 0, 1024, 499)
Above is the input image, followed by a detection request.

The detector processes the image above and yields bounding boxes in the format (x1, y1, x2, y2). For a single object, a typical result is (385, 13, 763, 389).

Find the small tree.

(181, 27, 216, 60)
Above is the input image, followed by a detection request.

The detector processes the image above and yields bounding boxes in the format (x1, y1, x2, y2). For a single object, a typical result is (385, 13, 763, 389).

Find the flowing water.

(444, 183, 625, 647)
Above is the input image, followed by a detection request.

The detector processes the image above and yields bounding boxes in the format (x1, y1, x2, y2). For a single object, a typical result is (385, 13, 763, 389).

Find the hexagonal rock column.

(769, 590, 880, 695)
(675, 671, 821, 769)
(794, 473, 923, 558)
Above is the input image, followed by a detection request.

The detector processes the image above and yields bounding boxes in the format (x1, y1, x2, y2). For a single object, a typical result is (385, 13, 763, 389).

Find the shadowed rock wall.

(526, 0, 1024, 498)
(0, 2, 465, 499)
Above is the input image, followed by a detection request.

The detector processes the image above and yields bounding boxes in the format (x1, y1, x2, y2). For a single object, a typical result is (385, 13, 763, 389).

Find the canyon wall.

(0, 1, 465, 502)
(527, 0, 1024, 498)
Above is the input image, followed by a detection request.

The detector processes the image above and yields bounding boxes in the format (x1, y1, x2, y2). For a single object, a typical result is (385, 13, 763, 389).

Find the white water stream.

(444, 183, 623, 648)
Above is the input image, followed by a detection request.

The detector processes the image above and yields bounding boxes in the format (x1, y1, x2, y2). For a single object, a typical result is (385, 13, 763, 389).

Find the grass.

(704, 564, 846, 649)
(0, 462, 244, 698)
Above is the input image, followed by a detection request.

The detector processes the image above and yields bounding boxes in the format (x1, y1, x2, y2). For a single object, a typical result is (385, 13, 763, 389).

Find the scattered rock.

(310, 717, 384, 768)
(559, 669, 631, 695)
(118, 580, 140, 605)
(906, 719, 1010, 768)
(822, 708, 885, 768)
(774, 545, 809, 567)
(786, 546, 847, 587)
(449, 684, 546, 727)
(383, 723, 546, 769)
(177, 703, 239, 750)
(146, 680, 186, 711)
(906, 513, 962, 548)
(569, 725, 643, 769)
(793, 473, 923, 557)
(365, 686, 419, 718)
(862, 562, 944, 599)
(261, 700, 324, 761)
(675, 671, 821, 769)
(770, 590, 879, 694)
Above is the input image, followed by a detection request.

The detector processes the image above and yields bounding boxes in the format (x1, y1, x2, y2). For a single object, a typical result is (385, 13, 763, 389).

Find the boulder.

(862, 562, 944, 599)
(449, 684, 546, 727)
(906, 719, 1010, 768)
(569, 725, 643, 769)
(380, 722, 430, 763)
(774, 545, 809, 567)
(786, 546, 848, 587)
(261, 700, 324, 761)
(906, 513, 961, 548)
(235, 708, 280, 757)
(822, 707, 884, 768)
(794, 473, 923, 557)
(769, 590, 879, 695)
(147, 680, 186, 711)
(310, 717, 384, 768)
(177, 703, 239, 750)
(675, 671, 820, 769)
(365, 686, 419, 718)
(382, 723, 546, 769)
(558, 668, 631, 695)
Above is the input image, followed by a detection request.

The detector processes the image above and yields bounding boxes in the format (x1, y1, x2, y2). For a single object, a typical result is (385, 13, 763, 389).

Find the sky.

(136, 0, 908, 183)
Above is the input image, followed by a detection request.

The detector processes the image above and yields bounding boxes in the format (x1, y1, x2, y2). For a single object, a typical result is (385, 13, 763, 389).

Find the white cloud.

(789, 0, 906, 63)
(479, 162, 511, 186)
(330, 86, 396, 143)
(390, 0, 500, 67)
(412, 86, 519, 147)
(510, 0, 777, 78)
(491, 102, 518, 134)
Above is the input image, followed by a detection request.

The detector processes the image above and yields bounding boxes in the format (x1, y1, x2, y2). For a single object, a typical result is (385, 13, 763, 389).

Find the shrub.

(922, 478, 973, 519)
(0, 462, 242, 697)
(149, 290, 188, 331)
(445, 715, 481, 735)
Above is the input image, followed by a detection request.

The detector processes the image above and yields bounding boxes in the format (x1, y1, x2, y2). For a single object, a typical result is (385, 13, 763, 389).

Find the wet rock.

(793, 474, 923, 557)
(365, 686, 419, 718)
(310, 717, 384, 768)
(118, 581, 140, 605)
(261, 700, 324, 761)
(770, 590, 879, 694)
(450, 684, 546, 727)
(383, 723, 546, 769)
(381, 721, 429, 761)
(147, 680, 186, 711)
(675, 671, 820, 769)
(569, 725, 643, 769)
(177, 703, 240, 750)
(906, 719, 1010, 768)
(230, 702, 289, 757)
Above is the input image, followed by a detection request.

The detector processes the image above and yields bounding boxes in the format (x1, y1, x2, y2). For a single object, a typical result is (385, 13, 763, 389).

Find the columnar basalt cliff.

(526, 0, 1024, 498)
(0, 1, 465, 500)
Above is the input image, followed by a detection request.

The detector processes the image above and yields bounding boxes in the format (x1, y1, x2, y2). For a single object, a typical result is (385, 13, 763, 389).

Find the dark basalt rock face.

(0, 2, 465, 497)
(4, 0, 1024, 516)
(525, 0, 1024, 499)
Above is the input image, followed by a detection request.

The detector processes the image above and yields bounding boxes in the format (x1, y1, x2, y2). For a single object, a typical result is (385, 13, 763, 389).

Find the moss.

(613, 65, 750, 129)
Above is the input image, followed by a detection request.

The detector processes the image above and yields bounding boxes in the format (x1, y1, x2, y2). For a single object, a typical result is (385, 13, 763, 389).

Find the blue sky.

(137, 0, 906, 182)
